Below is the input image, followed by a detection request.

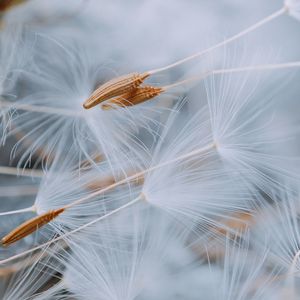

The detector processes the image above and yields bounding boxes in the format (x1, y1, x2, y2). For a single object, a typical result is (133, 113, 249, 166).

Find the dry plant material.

(1, 208, 65, 247)
(83, 72, 150, 109)
(0, 0, 26, 12)
(101, 85, 164, 110)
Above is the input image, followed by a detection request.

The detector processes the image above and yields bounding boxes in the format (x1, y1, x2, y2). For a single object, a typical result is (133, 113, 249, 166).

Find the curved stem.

(163, 61, 300, 90)
(148, 6, 287, 75)
(0, 196, 142, 264)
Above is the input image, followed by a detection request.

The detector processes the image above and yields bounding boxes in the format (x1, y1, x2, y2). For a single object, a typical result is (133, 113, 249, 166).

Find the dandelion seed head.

(5, 34, 158, 169)
(1, 1, 300, 298)
(63, 208, 202, 300)
(253, 189, 300, 271)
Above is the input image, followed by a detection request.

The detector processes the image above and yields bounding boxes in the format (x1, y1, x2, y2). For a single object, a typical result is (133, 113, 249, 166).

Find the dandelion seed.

(0, 195, 143, 264)
(3, 36, 155, 168)
(3, 57, 299, 262)
(83, 72, 150, 109)
(1, 207, 65, 247)
(62, 209, 199, 300)
(253, 189, 300, 295)
(101, 85, 164, 110)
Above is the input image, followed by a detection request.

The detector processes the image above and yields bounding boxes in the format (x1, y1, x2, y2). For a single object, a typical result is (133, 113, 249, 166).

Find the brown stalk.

(1, 208, 65, 247)
(101, 85, 164, 110)
(83, 72, 150, 109)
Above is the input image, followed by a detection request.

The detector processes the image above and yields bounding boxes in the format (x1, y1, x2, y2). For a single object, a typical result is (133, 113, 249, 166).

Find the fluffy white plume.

(205, 68, 299, 196)
(62, 208, 201, 300)
(0, 252, 61, 300)
(0, 26, 33, 145)
(252, 189, 300, 275)
(141, 99, 250, 235)
(285, 0, 300, 21)
(218, 231, 282, 300)
(1, 0, 300, 298)
(3, 33, 160, 169)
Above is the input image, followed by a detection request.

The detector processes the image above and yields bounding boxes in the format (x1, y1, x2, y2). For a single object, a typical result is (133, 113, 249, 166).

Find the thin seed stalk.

(147, 6, 288, 75)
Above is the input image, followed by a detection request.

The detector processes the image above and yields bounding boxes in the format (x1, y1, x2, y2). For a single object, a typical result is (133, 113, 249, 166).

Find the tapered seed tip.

(141, 72, 150, 80)
(83, 102, 90, 109)
(54, 207, 65, 215)
(1, 238, 8, 247)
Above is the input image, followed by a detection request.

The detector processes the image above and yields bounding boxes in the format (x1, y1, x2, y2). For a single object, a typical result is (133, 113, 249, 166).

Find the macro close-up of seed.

(1, 0, 300, 299)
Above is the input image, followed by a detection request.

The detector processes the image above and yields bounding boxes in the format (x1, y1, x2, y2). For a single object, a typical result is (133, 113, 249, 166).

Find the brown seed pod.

(102, 85, 164, 110)
(83, 72, 150, 109)
(1, 208, 65, 247)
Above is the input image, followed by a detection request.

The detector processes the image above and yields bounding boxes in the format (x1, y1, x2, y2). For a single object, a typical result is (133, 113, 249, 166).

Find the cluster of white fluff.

(1, 0, 300, 299)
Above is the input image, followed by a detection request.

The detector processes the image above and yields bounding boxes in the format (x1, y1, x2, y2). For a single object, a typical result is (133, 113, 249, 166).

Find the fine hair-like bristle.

(1, 207, 65, 247)
(2, 2, 300, 299)
(83, 72, 150, 109)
